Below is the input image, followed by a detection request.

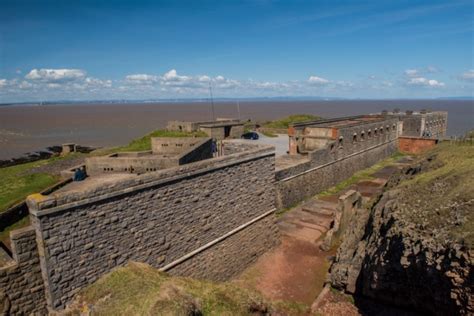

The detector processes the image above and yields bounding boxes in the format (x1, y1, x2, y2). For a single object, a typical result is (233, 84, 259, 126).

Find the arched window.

(352, 133, 357, 143)
(360, 131, 365, 141)
(338, 136, 344, 147)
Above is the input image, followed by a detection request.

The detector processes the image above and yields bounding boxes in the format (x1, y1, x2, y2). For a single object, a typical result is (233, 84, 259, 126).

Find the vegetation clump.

(262, 114, 322, 129)
(69, 262, 275, 316)
(116, 129, 208, 152)
(397, 141, 474, 247)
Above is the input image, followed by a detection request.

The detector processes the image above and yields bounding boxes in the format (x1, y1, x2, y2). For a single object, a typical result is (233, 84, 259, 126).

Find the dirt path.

(234, 200, 338, 307)
(233, 158, 413, 314)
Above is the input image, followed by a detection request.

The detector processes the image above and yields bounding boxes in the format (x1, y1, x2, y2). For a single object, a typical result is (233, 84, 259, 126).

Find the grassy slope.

(0, 159, 59, 212)
(263, 114, 322, 129)
(317, 151, 405, 198)
(70, 262, 301, 316)
(397, 142, 474, 247)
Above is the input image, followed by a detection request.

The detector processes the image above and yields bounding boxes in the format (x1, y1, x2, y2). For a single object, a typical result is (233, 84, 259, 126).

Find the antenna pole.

(209, 82, 215, 121)
(236, 100, 241, 119)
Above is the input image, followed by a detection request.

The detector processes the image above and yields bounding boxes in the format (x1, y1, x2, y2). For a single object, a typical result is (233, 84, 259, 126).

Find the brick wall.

(399, 137, 438, 154)
(0, 227, 46, 315)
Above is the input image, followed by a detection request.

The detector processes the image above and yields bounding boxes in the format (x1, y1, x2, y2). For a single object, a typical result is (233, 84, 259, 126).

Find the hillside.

(330, 141, 473, 315)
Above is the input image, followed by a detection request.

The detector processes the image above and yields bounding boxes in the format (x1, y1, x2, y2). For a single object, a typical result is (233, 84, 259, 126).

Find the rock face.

(330, 148, 474, 315)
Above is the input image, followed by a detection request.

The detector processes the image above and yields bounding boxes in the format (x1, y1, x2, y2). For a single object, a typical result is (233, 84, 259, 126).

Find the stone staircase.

(278, 199, 338, 244)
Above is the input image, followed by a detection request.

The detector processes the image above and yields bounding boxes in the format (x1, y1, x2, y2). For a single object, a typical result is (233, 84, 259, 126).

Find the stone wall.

(276, 118, 398, 209)
(167, 214, 279, 281)
(28, 145, 276, 310)
(0, 227, 46, 315)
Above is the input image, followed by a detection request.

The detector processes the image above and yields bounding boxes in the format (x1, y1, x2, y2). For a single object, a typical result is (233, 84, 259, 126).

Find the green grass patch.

(263, 114, 322, 129)
(397, 142, 474, 246)
(317, 151, 405, 198)
(74, 262, 277, 315)
(95, 129, 209, 154)
(0, 160, 60, 213)
(0, 216, 30, 248)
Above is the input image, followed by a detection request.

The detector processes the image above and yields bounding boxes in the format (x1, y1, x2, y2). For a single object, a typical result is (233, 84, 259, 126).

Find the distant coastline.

(1, 96, 473, 107)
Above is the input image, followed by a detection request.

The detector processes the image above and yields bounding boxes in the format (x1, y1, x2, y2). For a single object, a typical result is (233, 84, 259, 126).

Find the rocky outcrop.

(330, 147, 474, 315)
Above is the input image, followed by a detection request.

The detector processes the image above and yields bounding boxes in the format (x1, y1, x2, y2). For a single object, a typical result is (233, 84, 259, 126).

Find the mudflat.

(0, 99, 472, 159)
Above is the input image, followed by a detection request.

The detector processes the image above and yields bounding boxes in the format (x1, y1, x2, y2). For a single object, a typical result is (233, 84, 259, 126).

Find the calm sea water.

(0, 100, 472, 160)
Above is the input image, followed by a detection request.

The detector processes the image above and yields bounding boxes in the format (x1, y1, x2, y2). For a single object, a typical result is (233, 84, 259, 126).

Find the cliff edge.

(330, 142, 473, 315)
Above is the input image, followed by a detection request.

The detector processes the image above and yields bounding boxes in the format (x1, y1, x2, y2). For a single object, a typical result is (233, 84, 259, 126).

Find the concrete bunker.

(85, 137, 213, 176)
(167, 119, 244, 140)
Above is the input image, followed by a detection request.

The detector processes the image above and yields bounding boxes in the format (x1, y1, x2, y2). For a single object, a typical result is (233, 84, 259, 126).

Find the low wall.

(28, 145, 276, 310)
(399, 136, 438, 154)
(85, 138, 213, 176)
(276, 140, 397, 209)
(151, 137, 210, 155)
(0, 227, 46, 315)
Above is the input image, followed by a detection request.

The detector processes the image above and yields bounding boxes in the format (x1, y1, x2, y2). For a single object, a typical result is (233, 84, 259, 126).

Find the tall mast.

(209, 82, 215, 121)
(236, 100, 241, 119)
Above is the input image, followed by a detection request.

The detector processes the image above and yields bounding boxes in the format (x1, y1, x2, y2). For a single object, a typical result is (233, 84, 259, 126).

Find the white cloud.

(308, 75, 330, 85)
(18, 81, 33, 89)
(0, 79, 7, 88)
(162, 69, 190, 82)
(407, 77, 445, 87)
(460, 69, 474, 81)
(125, 74, 158, 84)
(25, 68, 86, 82)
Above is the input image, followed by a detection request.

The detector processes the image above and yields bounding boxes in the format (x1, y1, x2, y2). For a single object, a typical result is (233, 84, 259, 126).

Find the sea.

(0, 100, 472, 160)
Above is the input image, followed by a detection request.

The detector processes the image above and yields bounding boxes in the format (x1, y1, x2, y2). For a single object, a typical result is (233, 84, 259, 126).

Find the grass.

(0, 216, 30, 248)
(93, 129, 209, 155)
(0, 159, 60, 213)
(263, 114, 322, 129)
(71, 262, 279, 316)
(317, 151, 406, 198)
(396, 142, 474, 247)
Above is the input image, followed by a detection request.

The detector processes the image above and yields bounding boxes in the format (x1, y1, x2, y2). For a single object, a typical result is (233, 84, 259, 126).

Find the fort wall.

(0, 227, 46, 315)
(276, 118, 399, 209)
(27, 145, 277, 310)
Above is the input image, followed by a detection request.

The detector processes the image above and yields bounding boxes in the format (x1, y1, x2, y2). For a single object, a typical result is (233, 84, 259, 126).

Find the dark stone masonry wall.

(168, 215, 280, 281)
(276, 140, 397, 209)
(29, 147, 276, 310)
(275, 117, 399, 209)
(0, 227, 46, 315)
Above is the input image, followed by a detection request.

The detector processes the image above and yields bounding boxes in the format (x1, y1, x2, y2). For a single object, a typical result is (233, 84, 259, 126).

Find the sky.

(0, 0, 473, 102)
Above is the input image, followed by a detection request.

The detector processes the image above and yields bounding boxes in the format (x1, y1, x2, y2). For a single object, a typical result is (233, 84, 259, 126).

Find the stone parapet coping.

(28, 145, 274, 217)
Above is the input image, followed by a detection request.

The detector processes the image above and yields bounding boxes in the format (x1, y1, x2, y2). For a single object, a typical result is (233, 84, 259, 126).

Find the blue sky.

(0, 0, 473, 102)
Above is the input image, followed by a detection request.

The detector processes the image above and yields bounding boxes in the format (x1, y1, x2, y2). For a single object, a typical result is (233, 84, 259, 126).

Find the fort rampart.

(0, 227, 46, 315)
(275, 117, 399, 208)
(26, 143, 278, 310)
